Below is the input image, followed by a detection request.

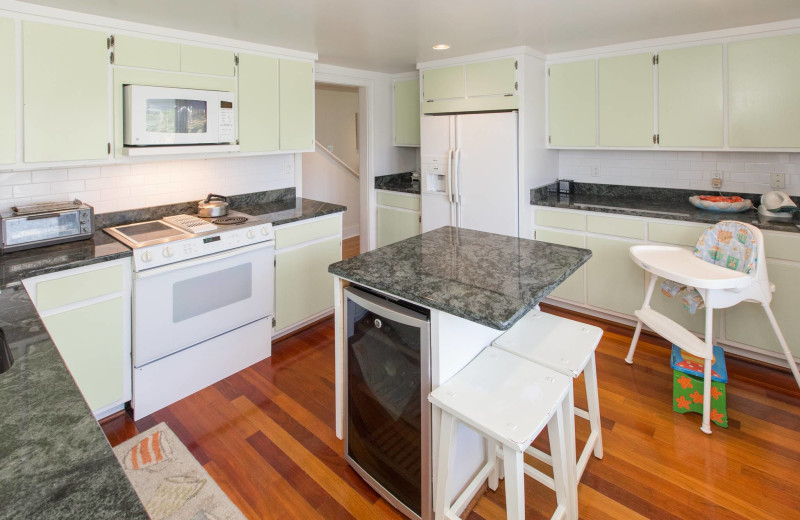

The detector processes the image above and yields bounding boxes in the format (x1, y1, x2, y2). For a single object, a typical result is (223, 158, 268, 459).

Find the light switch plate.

(771, 173, 786, 190)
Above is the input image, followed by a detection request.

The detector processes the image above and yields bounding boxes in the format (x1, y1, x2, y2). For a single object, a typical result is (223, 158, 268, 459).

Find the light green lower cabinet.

(0, 17, 15, 165)
(724, 261, 800, 358)
(275, 235, 341, 331)
(377, 207, 420, 248)
(42, 298, 124, 411)
(536, 229, 585, 303)
(586, 236, 644, 316)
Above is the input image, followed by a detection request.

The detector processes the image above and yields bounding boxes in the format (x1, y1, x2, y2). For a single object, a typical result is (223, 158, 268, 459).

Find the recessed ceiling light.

(432, 44, 450, 50)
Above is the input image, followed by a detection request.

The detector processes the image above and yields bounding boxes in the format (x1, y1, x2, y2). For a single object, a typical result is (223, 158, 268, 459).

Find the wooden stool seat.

(493, 310, 604, 483)
(429, 346, 578, 520)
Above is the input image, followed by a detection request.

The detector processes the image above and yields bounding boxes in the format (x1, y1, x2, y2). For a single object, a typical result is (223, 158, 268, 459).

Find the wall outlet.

(591, 166, 600, 177)
(326, 145, 335, 153)
(711, 171, 723, 189)
(771, 173, 786, 190)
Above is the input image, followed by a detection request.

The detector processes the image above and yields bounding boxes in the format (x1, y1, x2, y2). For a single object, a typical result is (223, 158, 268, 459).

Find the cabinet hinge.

(548, 135, 551, 144)
(109, 51, 114, 65)
(272, 316, 276, 328)
(514, 60, 518, 70)
(533, 230, 537, 240)
(653, 54, 659, 65)
(234, 54, 239, 66)
(107, 35, 114, 49)
(653, 134, 660, 144)
(514, 81, 518, 91)
(547, 67, 550, 77)
(107, 142, 111, 155)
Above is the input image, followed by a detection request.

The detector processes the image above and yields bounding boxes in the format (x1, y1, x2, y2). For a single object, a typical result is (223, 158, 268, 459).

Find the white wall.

(315, 85, 360, 172)
(558, 150, 800, 196)
(302, 153, 360, 238)
(0, 155, 294, 214)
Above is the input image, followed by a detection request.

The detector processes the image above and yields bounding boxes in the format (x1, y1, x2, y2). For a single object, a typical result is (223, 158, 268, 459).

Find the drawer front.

(534, 209, 586, 231)
(36, 264, 123, 312)
(764, 232, 800, 262)
(587, 214, 645, 239)
(275, 215, 341, 250)
(377, 191, 421, 211)
(648, 222, 708, 247)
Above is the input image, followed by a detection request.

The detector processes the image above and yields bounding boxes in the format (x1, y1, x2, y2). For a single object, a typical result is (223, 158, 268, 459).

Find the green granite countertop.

(329, 226, 591, 330)
(0, 235, 146, 519)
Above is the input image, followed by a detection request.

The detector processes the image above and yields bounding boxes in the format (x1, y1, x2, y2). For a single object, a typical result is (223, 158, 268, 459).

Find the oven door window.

(146, 99, 208, 134)
(172, 263, 251, 323)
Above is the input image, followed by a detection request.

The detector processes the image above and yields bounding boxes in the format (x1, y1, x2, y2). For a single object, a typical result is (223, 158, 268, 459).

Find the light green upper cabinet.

(279, 59, 314, 151)
(658, 45, 723, 148)
(423, 66, 465, 101)
(23, 22, 109, 163)
(548, 60, 597, 147)
(729, 34, 800, 148)
(0, 17, 16, 165)
(180, 44, 235, 76)
(598, 53, 654, 147)
(394, 78, 420, 146)
(113, 34, 180, 71)
(466, 58, 516, 97)
(238, 53, 279, 152)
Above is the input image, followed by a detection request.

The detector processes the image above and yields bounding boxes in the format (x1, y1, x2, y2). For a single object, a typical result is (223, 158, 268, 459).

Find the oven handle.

(135, 241, 274, 279)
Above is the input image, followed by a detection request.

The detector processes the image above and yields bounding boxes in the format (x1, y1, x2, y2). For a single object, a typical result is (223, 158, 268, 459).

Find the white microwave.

(123, 85, 235, 146)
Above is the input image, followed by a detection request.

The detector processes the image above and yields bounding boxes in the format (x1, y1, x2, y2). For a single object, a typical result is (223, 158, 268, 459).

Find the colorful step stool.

(671, 345, 728, 428)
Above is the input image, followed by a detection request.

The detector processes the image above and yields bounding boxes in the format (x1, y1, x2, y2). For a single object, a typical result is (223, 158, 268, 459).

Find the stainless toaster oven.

(0, 200, 94, 253)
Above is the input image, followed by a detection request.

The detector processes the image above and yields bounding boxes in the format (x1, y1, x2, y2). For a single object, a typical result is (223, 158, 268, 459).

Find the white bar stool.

(492, 310, 604, 484)
(429, 346, 577, 520)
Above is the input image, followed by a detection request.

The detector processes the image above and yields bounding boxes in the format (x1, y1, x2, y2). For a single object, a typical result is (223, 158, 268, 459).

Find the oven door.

(133, 242, 274, 367)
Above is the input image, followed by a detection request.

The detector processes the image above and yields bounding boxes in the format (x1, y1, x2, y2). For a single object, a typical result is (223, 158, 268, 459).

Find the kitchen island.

(328, 226, 591, 517)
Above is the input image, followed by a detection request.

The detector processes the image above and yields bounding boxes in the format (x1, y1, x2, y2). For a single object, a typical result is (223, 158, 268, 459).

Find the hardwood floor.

(102, 305, 800, 519)
(343, 235, 360, 260)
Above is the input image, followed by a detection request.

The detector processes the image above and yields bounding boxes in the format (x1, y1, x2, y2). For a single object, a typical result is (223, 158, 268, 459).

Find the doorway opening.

(302, 82, 366, 258)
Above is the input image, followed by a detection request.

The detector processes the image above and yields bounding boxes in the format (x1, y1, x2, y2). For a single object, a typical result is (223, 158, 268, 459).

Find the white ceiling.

(19, 0, 800, 72)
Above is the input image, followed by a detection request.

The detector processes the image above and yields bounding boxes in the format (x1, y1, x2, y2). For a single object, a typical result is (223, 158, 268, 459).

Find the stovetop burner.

(213, 215, 248, 225)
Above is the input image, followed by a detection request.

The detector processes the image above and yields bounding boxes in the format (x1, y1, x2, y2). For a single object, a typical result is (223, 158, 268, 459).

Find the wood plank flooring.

(102, 304, 800, 519)
(343, 235, 360, 260)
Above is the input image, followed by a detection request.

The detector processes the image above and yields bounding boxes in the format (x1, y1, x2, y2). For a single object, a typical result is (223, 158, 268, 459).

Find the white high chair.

(626, 221, 800, 434)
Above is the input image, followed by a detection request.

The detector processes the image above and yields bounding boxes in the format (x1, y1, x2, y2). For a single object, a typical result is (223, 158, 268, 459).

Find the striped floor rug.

(113, 422, 246, 520)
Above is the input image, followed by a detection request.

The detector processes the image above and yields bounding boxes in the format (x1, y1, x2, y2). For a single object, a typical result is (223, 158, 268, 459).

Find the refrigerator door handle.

(454, 147, 462, 226)
(446, 148, 454, 203)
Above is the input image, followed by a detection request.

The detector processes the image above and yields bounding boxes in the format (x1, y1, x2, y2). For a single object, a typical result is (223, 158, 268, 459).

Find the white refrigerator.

(420, 112, 519, 237)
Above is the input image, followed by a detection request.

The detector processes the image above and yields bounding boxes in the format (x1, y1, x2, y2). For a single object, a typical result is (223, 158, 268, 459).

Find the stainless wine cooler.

(344, 286, 431, 520)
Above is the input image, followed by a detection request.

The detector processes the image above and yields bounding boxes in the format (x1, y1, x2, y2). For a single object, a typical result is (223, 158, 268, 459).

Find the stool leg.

(435, 411, 458, 520)
(763, 303, 800, 389)
(549, 391, 578, 520)
(487, 439, 500, 491)
(502, 446, 525, 520)
(584, 355, 604, 460)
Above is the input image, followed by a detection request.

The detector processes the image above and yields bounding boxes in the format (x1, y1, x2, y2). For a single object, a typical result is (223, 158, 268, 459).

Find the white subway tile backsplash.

(0, 155, 294, 213)
(558, 150, 800, 195)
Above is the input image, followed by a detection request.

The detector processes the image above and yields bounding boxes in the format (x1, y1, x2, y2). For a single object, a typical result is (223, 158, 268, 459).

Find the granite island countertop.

(0, 233, 147, 519)
(531, 182, 800, 234)
(328, 226, 591, 330)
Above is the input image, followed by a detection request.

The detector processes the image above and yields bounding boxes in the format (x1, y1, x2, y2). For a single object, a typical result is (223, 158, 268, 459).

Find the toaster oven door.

(2, 212, 82, 248)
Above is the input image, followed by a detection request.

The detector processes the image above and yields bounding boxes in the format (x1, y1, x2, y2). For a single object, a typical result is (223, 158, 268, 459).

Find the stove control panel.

(133, 223, 274, 271)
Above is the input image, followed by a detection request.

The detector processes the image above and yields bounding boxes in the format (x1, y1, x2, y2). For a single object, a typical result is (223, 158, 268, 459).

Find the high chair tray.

(629, 245, 751, 290)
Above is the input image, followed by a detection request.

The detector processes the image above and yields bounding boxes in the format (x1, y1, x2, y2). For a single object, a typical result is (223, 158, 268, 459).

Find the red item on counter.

(698, 195, 744, 203)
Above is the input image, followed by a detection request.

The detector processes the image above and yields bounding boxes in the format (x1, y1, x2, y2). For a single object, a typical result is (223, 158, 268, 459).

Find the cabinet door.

(598, 53, 654, 147)
(394, 79, 420, 146)
(275, 237, 341, 331)
(23, 22, 109, 162)
(279, 59, 314, 151)
(725, 261, 800, 358)
(180, 44, 235, 76)
(548, 60, 596, 147)
(422, 66, 465, 101)
(536, 229, 585, 303)
(729, 34, 800, 148)
(42, 298, 124, 411)
(377, 207, 420, 248)
(658, 45, 723, 147)
(113, 34, 180, 71)
(238, 53, 279, 152)
(0, 17, 15, 165)
(466, 58, 516, 97)
(586, 236, 644, 315)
